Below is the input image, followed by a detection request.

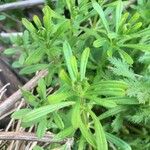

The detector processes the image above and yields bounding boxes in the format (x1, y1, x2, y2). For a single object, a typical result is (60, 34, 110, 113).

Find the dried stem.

(0, 32, 22, 38)
(0, 132, 67, 143)
(0, 70, 48, 117)
(0, 0, 44, 12)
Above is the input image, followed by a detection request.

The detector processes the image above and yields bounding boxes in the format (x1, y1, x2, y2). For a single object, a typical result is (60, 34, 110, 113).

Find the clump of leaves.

(7, 0, 150, 149)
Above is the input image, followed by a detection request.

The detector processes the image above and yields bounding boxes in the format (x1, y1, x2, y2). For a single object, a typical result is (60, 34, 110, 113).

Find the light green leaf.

(33, 15, 42, 29)
(71, 101, 80, 129)
(53, 112, 64, 129)
(22, 101, 75, 122)
(21, 89, 39, 107)
(22, 18, 36, 33)
(63, 41, 75, 81)
(11, 109, 31, 120)
(19, 64, 49, 75)
(48, 91, 72, 104)
(106, 132, 131, 150)
(33, 145, 44, 150)
(92, 1, 110, 33)
(36, 118, 47, 138)
(121, 44, 150, 52)
(78, 136, 86, 150)
(119, 50, 134, 64)
(25, 48, 45, 65)
(70, 56, 78, 80)
(92, 97, 117, 108)
(93, 38, 106, 48)
(116, 0, 123, 33)
(99, 106, 127, 120)
(79, 115, 96, 148)
(89, 110, 108, 150)
(3, 48, 17, 55)
(59, 69, 71, 85)
(37, 79, 46, 100)
(53, 126, 75, 141)
(80, 47, 90, 81)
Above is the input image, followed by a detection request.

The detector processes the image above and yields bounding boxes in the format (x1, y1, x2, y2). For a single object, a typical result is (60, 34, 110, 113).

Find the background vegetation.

(0, 0, 150, 150)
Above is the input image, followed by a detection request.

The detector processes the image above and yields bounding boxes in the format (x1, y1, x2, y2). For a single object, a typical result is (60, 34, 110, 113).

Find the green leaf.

(89, 110, 108, 150)
(33, 15, 42, 29)
(37, 79, 46, 100)
(80, 47, 90, 81)
(92, 1, 110, 33)
(21, 89, 39, 107)
(119, 49, 134, 64)
(42, 6, 52, 31)
(128, 12, 140, 25)
(106, 132, 131, 150)
(78, 136, 86, 150)
(59, 69, 71, 85)
(100, 97, 139, 105)
(71, 101, 80, 129)
(116, 0, 123, 33)
(52, 126, 75, 141)
(22, 18, 36, 33)
(3, 48, 17, 55)
(11, 109, 31, 120)
(91, 80, 128, 89)
(79, 115, 96, 148)
(53, 112, 64, 129)
(33, 145, 44, 150)
(121, 44, 150, 52)
(70, 56, 78, 80)
(48, 91, 72, 104)
(92, 97, 117, 108)
(36, 118, 47, 138)
(22, 101, 75, 122)
(25, 48, 45, 65)
(12, 61, 22, 68)
(63, 41, 75, 81)
(93, 38, 106, 48)
(99, 106, 127, 120)
(19, 64, 49, 75)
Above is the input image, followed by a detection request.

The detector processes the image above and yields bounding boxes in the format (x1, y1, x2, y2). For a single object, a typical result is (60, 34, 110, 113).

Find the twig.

(0, 132, 67, 143)
(0, 70, 48, 117)
(0, 32, 23, 38)
(0, 0, 44, 12)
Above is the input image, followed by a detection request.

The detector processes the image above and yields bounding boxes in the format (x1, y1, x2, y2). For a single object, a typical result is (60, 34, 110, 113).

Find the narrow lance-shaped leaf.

(37, 79, 46, 100)
(99, 106, 127, 120)
(53, 112, 64, 129)
(22, 101, 75, 122)
(92, 1, 110, 33)
(89, 110, 108, 150)
(70, 56, 78, 80)
(119, 49, 133, 65)
(80, 48, 90, 81)
(22, 18, 36, 33)
(52, 126, 75, 141)
(33, 15, 42, 29)
(71, 101, 80, 129)
(116, 0, 123, 33)
(63, 41, 76, 81)
(59, 69, 71, 85)
(106, 132, 132, 150)
(36, 118, 47, 138)
(19, 64, 49, 75)
(79, 113, 96, 148)
(121, 44, 150, 52)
